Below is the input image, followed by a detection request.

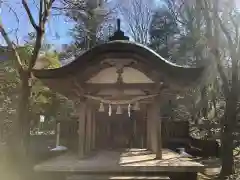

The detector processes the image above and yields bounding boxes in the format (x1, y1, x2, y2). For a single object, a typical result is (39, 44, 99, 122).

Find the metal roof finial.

(109, 18, 129, 41)
(117, 19, 121, 31)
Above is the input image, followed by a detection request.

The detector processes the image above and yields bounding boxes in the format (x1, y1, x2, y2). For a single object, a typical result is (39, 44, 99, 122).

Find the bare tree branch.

(217, 16, 235, 54)
(119, 0, 152, 45)
(201, 0, 229, 96)
(0, 20, 23, 71)
(42, 0, 53, 25)
(39, 0, 43, 29)
(229, 15, 239, 47)
(49, 0, 56, 7)
(3, 2, 20, 45)
(210, 49, 230, 96)
(28, 0, 55, 71)
(22, 0, 39, 31)
(215, 5, 239, 101)
(164, 0, 188, 26)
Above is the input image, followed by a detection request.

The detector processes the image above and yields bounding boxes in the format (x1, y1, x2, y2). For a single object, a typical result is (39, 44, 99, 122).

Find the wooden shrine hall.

(33, 20, 207, 180)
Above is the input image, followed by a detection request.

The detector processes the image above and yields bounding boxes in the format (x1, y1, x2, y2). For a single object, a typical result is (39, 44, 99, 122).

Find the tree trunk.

(220, 90, 237, 178)
(7, 70, 32, 179)
(20, 71, 31, 156)
(221, 46, 238, 178)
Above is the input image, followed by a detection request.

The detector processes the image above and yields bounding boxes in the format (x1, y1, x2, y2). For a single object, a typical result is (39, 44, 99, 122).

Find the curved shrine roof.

(33, 41, 207, 98)
(33, 41, 205, 84)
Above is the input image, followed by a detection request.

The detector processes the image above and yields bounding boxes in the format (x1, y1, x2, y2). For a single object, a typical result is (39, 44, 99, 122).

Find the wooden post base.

(155, 151, 162, 159)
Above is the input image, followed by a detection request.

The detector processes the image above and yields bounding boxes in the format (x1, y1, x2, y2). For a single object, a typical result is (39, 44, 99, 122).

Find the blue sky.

(0, 0, 158, 49)
(0, 0, 74, 49)
(0, 0, 164, 49)
(1, 0, 240, 50)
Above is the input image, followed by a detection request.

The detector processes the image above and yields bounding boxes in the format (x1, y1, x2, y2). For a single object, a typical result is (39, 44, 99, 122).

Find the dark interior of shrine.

(95, 111, 147, 150)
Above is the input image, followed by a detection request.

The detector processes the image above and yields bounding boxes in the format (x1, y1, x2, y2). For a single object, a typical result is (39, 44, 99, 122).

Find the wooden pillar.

(78, 102, 86, 158)
(146, 105, 152, 149)
(155, 99, 162, 159)
(150, 104, 157, 153)
(149, 99, 162, 159)
(85, 106, 92, 153)
(91, 109, 96, 149)
(56, 122, 60, 147)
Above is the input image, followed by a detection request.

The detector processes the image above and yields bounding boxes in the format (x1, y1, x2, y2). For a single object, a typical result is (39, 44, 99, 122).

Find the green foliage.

(61, 0, 114, 49)
(0, 58, 19, 141)
(149, 7, 179, 59)
(0, 45, 72, 141)
(148, 1, 227, 143)
(38, 51, 61, 69)
(227, 168, 240, 180)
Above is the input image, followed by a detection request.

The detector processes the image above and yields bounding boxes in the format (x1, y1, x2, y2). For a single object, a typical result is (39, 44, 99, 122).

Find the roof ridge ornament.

(117, 18, 121, 31)
(109, 19, 129, 41)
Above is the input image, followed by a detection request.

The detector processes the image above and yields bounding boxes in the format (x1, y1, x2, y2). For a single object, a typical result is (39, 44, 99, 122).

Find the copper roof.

(33, 40, 205, 85)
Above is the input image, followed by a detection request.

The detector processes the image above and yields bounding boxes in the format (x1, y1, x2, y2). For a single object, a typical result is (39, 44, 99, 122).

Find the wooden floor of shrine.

(34, 149, 204, 173)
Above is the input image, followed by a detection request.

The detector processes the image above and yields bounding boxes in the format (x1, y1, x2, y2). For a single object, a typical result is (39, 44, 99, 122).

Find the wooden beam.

(83, 83, 159, 91)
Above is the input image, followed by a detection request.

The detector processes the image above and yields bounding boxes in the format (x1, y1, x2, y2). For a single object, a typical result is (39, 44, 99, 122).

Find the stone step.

(67, 175, 170, 180)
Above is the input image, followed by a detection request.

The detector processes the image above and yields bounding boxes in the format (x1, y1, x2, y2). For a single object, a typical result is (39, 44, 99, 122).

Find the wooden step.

(67, 175, 170, 180)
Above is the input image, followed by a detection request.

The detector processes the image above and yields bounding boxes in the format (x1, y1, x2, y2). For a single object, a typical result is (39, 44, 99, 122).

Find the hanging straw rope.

(82, 94, 160, 105)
